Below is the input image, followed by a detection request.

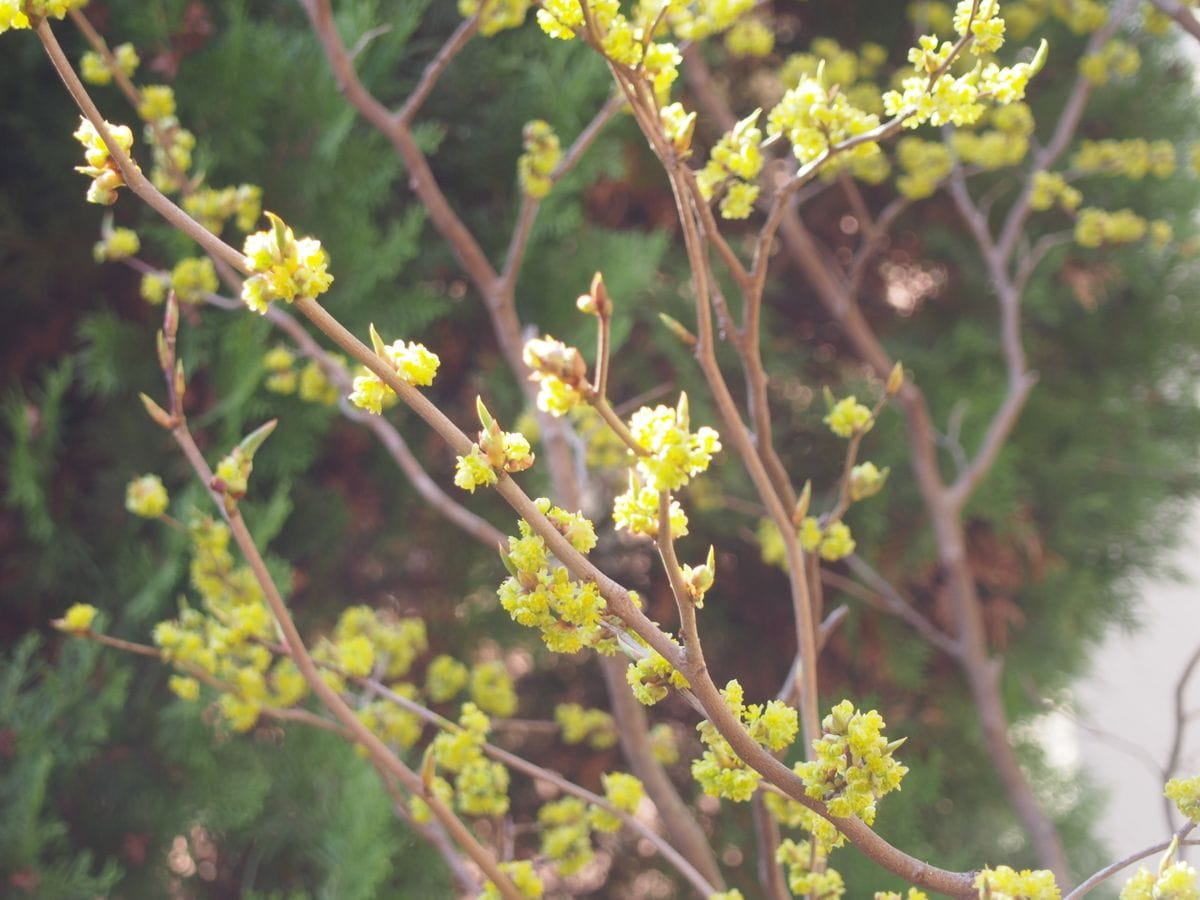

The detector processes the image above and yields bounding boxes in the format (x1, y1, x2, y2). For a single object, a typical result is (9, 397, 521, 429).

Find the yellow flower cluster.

(895, 137, 953, 200)
(696, 110, 764, 220)
(80, 43, 139, 86)
(262, 348, 340, 406)
(1166, 775, 1200, 823)
(1029, 171, 1082, 213)
(454, 398, 536, 493)
(1075, 208, 1147, 248)
(469, 659, 517, 717)
(613, 472, 690, 539)
(724, 17, 773, 57)
(0, 0, 88, 32)
(518, 120, 562, 199)
(183, 184, 263, 235)
(1072, 139, 1176, 181)
(497, 503, 606, 653)
(137, 85, 176, 123)
(146, 120, 195, 194)
(56, 603, 98, 633)
(974, 866, 1060, 899)
(125, 474, 169, 518)
(140, 272, 169, 305)
(776, 839, 845, 898)
(170, 256, 218, 304)
(953, 0, 1005, 52)
(150, 517, 304, 733)
(1050, 0, 1108, 33)
(692, 680, 798, 801)
(331, 605, 429, 681)
(877, 890, 929, 900)
(626, 637, 689, 705)
(780, 37, 887, 97)
(797, 700, 908, 824)
(628, 394, 721, 492)
(664, 0, 756, 41)
(799, 517, 858, 562)
(348, 326, 439, 415)
(539, 796, 594, 874)
(1120, 861, 1198, 900)
(885, 18, 1046, 130)
(524, 335, 590, 416)
(1079, 39, 1140, 85)
(93, 226, 140, 263)
(482, 860, 544, 900)
(358, 691, 423, 755)
(73, 116, 134, 206)
(764, 786, 844, 851)
(425, 654, 469, 703)
(825, 395, 873, 438)
(241, 212, 334, 314)
(590, 771, 644, 832)
(555, 702, 618, 749)
(768, 76, 882, 166)
(952, 102, 1035, 171)
(430, 703, 511, 817)
(537, 1, 681, 101)
(459, 0, 531, 36)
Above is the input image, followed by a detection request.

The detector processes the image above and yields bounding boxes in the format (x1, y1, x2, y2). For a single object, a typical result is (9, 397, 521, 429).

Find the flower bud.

(523, 336, 587, 385)
(849, 462, 889, 501)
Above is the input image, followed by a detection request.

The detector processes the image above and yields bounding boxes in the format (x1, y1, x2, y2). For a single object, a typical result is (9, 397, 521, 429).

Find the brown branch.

(394, 13, 480, 125)
(1066, 824, 1199, 899)
(1149, 0, 1200, 41)
(830, 560, 960, 658)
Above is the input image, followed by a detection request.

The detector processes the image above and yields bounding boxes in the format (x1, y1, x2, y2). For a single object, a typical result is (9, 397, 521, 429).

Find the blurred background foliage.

(3, 0, 1200, 896)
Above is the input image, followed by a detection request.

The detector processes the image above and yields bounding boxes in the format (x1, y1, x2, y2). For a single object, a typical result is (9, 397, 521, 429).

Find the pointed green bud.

(156, 330, 170, 371)
(658, 313, 696, 346)
(476, 396, 496, 431)
(174, 360, 186, 405)
(676, 392, 690, 430)
(498, 542, 519, 578)
(793, 480, 812, 526)
(1030, 39, 1049, 77)
(885, 736, 908, 755)
(822, 385, 836, 412)
(267, 211, 288, 254)
(139, 392, 174, 429)
(163, 291, 179, 340)
(369, 323, 388, 358)
(886, 361, 905, 396)
(238, 419, 278, 460)
(590, 271, 610, 317)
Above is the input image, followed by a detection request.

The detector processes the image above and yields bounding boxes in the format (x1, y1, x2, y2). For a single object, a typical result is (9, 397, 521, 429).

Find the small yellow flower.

(58, 603, 98, 633)
(825, 396, 873, 438)
(137, 85, 176, 123)
(168, 675, 200, 701)
(126, 474, 169, 518)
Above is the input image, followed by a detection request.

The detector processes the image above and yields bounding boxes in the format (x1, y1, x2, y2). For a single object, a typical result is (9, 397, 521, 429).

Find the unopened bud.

(369, 323, 388, 358)
(886, 361, 905, 396)
(849, 462, 889, 502)
(139, 392, 174, 429)
(523, 336, 588, 385)
(658, 313, 696, 346)
(792, 479, 812, 526)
